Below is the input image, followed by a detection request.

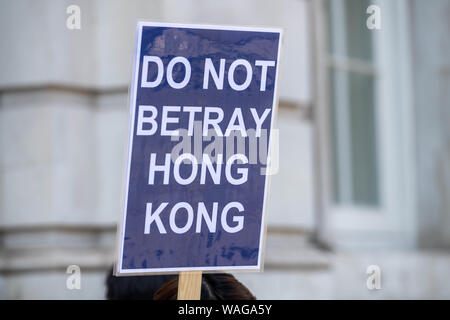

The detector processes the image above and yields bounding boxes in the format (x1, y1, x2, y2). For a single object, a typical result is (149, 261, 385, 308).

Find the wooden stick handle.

(177, 271, 202, 300)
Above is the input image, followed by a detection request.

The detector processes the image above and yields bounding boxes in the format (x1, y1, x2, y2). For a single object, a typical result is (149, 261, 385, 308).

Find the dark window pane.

(327, 0, 374, 62)
(348, 72, 379, 206)
(328, 69, 379, 206)
(328, 69, 343, 204)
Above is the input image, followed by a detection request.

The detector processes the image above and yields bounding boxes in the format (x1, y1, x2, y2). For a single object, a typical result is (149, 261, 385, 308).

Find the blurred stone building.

(0, 0, 449, 299)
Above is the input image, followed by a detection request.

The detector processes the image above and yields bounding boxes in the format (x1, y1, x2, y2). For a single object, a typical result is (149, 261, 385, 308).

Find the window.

(327, 0, 379, 207)
(313, 0, 416, 248)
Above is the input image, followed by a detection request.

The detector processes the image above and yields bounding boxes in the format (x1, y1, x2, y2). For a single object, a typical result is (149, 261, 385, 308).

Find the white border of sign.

(115, 21, 283, 275)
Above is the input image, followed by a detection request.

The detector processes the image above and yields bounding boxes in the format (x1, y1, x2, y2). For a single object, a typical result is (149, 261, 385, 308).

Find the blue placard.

(116, 22, 282, 274)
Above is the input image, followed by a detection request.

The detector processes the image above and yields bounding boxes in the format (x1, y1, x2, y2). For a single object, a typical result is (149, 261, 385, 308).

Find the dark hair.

(105, 266, 176, 300)
(153, 273, 256, 300)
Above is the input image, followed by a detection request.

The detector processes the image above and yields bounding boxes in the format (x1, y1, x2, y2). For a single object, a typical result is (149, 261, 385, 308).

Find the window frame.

(312, 0, 417, 248)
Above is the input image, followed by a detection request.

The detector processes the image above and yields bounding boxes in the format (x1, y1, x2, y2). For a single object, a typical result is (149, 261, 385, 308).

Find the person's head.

(105, 267, 176, 300)
(153, 273, 256, 300)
